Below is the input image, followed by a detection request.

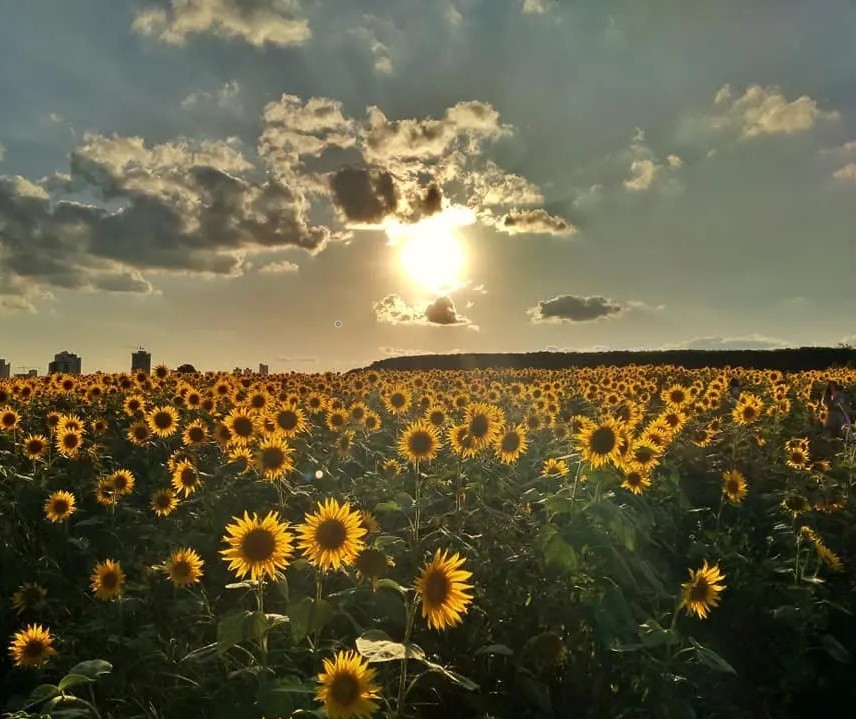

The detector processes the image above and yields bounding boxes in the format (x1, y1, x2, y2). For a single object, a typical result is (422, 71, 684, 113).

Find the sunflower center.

(52, 499, 69, 514)
(351, 407, 365, 421)
(27, 440, 44, 453)
(2, 413, 16, 427)
(424, 569, 451, 605)
(330, 673, 361, 707)
(189, 427, 205, 442)
(180, 468, 197, 486)
(429, 411, 444, 426)
(278, 411, 298, 430)
(232, 417, 253, 437)
(23, 639, 46, 659)
(113, 476, 128, 491)
(626, 472, 642, 487)
(316, 518, 347, 550)
(408, 431, 433, 456)
(331, 413, 345, 427)
(391, 393, 406, 408)
(469, 415, 489, 438)
(153, 411, 173, 429)
(241, 528, 276, 562)
(501, 432, 521, 453)
(262, 446, 286, 469)
(726, 479, 740, 494)
(689, 577, 709, 602)
(250, 395, 266, 409)
(101, 571, 119, 590)
(133, 426, 148, 440)
(590, 427, 616, 454)
(62, 433, 79, 449)
(172, 560, 191, 578)
(156, 494, 171, 508)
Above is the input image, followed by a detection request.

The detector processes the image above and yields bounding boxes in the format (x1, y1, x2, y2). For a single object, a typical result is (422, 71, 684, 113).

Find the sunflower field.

(2, 365, 856, 719)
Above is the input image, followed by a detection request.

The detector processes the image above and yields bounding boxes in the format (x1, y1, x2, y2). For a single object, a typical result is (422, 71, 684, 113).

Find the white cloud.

(349, 16, 394, 75)
(0, 143, 5, 163)
(258, 259, 299, 273)
(622, 129, 682, 192)
(708, 83, 839, 139)
(132, 0, 310, 48)
(521, 0, 553, 15)
(832, 163, 856, 181)
(677, 334, 789, 350)
(181, 80, 241, 111)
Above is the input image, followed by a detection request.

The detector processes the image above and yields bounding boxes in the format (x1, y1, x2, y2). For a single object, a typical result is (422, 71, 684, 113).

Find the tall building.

(131, 348, 152, 374)
(48, 351, 82, 375)
(259, 363, 269, 376)
(0, 358, 9, 379)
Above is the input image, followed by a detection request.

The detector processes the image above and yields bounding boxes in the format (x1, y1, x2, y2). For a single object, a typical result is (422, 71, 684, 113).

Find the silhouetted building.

(0, 358, 9, 379)
(27, 369, 38, 377)
(131, 349, 152, 374)
(259, 363, 269, 376)
(48, 351, 82, 375)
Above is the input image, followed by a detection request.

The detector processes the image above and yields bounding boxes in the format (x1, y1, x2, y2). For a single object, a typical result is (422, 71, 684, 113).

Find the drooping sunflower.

(680, 560, 726, 619)
(722, 469, 748, 504)
(397, 419, 441, 464)
(146, 405, 180, 438)
(315, 649, 381, 719)
(91, 559, 126, 601)
(255, 435, 295, 480)
(227, 445, 255, 475)
(576, 417, 624, 469)
(297, 498, 367, 571)
(541, 457, 569, 477)
(22, 434, 49, 460)
(94, 476, 118, 506)
(355, 548, 389, 590)
(495, 424, 528, 464)
(164, 547, 204, 588)
(447, 423, 477, 459)
(221, 511, 295, 581)
(150, 487, 179, 517)
(171, 459, 202, 497)
(8, 624, 56, 668)
(44, 490, 76, 523)
(814, 542, 844, 573)
(415, 549, 474, 631)
(11, 583, 48, 615)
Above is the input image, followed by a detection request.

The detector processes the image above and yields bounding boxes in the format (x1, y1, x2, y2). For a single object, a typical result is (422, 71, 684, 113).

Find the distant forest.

(360, 347, 856, 373)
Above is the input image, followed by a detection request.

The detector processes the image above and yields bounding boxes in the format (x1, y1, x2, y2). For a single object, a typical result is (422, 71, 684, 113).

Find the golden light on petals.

(415, 549, 474, 631)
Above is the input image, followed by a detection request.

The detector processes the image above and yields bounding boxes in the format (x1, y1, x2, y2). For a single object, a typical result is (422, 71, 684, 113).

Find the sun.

(386, 207, 473, 294)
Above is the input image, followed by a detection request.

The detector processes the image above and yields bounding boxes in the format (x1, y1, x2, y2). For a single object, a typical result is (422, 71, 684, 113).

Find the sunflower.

(224, 407, 257, 444)
(22, 434, 49, 460)
(94, 477, 118, 506)
(164, 547, 204, 588)
(781, 494, 810, 517)
(785, 446, 811, 471)
(90, 417, 108, 434)
(127, 420, 151, 446)
(55, 429, 83, 458)
(44, 490, 76, 523)
(424, 405, 447, 428)
(495, 424, 528, 464)
(151, 487, 179, 517)
(722, 470, 748, 504)
(355, 548, 389, 590)
(11, 583, 48, 615)
(221, 511, 295, 581)
(335, 430, 356, 459)
(8, 624, 56, 668)
(123, 395, 145, 416)
(622, 468, 651, 495)
(91, 559, 126, 600)
(382, 386, 412, 416)
(297, 498, 366, 571)
(397, 420, 441, 464)
(315, 650, 381, 719)
(1, 406, 21, 431)
(359, 511, 380, 536)
(108, 469, 136, 496)
(348, 402, 369, 425)
(145, 405, 179, 438)
(171, 459, 202, 497)
(255, 435, 295, 480)
(415, 549, 474, 631)
(661, 384, 690, 408)
(269, 406, 308, 437)
(732, 395, 763, 425)
(325, 409, 348, 433)
(541, 458, 569, 477)
(680, 560, 726, 619)
(363, 411, 381, 433)
(447, 423, 477, 459)
(182, 419, 208, 447)
(814, 542, 844, 573)
(227, 446, 255, 475)
(576, 417, 624, 469)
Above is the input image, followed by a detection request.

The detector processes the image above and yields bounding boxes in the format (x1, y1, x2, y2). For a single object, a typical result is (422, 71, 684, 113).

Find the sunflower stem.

(396, 595, 418, 718)
(413, 460, 421, 546)
(311, 572, 323, 649)
(256, 580, 268, 670)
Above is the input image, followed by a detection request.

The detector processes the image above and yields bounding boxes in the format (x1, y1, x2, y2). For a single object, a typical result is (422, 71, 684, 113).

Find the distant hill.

(358, 347, 856, 373)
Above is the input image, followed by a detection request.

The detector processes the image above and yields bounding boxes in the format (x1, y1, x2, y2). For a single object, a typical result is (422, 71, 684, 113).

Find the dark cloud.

(329, 167, 398, 224)
(420, 184, 443, 216)
(495, 208, 576, 236)
(373, 293, 474, 327)
(529, 294, 623, 323)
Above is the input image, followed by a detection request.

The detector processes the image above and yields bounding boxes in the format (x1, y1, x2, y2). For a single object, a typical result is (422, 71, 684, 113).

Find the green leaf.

(216, 611, 267, 653)
(22, 684, 60, 709)
(224, 580, 257, 590)
(820, 634, 852, 663)
(689, 639, 736, 674)
(67, 659, 112, 680)
(58, 674, 94, 691)
(393, 492, 414, 510)
(544, 496, 575, 515)
(375, 578, 406, 595)
(540, 525, 579, 572)
(373, 501, 401, 514)
(475, 643, 514, 657)
(356, 629, 426, 663)
(288, 597, 333, 643)
(638, 619, 675, 648)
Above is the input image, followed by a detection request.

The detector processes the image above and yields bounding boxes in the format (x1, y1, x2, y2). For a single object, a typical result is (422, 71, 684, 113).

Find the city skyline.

(2, 1, 856, 371)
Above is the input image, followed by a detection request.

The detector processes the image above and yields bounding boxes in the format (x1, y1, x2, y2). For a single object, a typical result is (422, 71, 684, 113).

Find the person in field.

(822, 380, 852, 438)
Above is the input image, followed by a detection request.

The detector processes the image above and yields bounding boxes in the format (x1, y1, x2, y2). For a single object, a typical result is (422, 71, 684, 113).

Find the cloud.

(707, 84, 839, 139)
(622, 128, 683, 192)
(132, 0, 311, 48)
(677, 335, 789, 350)
(349, 15, 394, 74)
(329, 167, 398, 225)
(276, 355, 316, 363)
(0, 143, 5, 163)
(528, 294, 625, 323)
(373, 293, 475, 327)
(521, 0, 553, 14)
(257, 259, 299, 273)
(181, 80, 241, 111)
(490, 208, 576, 236)
(832, 163, 856, 181)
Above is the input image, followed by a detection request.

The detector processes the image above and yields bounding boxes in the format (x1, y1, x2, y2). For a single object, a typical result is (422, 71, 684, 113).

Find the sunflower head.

(44, 490, 77, 523)
(91, 559, 126, 601)
(221, 511, 295, 581)
(297, 498, 366, 571)
(11, 583, 48, 615)
(722, 469, 748, 504)
(680, 560, 726, 619)
(151, 487, 179, 517)
(398, 420, 441, 464)
(8, 624, 56, 668)
(315, 650, 381, 719)
(415, 549, 474, 631)
(164, 547, 204, 588)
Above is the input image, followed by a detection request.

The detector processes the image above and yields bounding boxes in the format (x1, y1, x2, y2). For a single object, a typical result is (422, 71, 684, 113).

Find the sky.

(1, 0, 855, 374)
